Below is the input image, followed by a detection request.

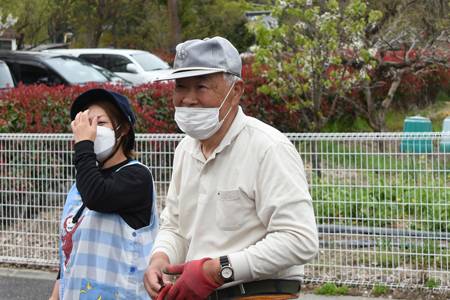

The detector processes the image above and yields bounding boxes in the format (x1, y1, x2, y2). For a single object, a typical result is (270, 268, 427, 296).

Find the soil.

(301, 282, 450, 299)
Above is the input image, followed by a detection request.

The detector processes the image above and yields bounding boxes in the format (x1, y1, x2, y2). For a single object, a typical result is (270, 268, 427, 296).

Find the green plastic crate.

(400, 115, 433, 153)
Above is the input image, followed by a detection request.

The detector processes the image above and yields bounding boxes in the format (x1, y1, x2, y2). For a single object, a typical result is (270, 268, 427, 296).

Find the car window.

(131, 52, 171, 71)
(48, 70, 64, 86)
(45, 56, 108, 84)
(79, 54, 104, 68)
(0, 62, 15, 88)
(105, 55, 132, 72)
(92, 64, 130, 83)
(17, 62, 48, 85)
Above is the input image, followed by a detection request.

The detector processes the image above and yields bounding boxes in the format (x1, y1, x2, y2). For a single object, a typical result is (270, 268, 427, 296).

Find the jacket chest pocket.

(216, 189, 244, 231)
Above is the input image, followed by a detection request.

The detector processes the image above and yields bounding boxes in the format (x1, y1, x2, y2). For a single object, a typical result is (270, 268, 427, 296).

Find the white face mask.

(94, 125, 121, 160)
(174, 81, 235, 140)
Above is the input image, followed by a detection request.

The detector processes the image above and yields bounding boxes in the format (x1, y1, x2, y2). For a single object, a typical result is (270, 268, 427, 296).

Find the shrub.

(240, 64, 307, 133)
(2, 62, 450, 134)
(0, 82, 179, 134)
(0, 63, 308, 134)
(373, 283, 389, 295)
(424, 278, 440, 289)
(151, 48, 175, 67)
(314, 283, 349, 296)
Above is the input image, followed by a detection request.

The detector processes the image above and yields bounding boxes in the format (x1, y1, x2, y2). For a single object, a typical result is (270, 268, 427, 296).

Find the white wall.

(0, 38, 17, 50)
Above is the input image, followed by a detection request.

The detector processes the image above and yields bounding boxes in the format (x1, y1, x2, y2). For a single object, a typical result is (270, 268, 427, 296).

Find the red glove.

(155, 284, 173, 300)
(163, 257, 221, 300)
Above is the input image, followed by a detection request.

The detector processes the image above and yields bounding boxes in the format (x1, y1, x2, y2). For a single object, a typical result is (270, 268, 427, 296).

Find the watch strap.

(220, 255, 229, 267)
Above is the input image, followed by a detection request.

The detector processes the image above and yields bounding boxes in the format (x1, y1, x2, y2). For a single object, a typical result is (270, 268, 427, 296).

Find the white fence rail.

(1, 132, 450, 289)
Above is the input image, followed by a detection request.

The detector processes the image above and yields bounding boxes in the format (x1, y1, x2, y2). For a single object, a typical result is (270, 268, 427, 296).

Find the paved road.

(0, 268, 56, 300)
(0, 267, 396, 300)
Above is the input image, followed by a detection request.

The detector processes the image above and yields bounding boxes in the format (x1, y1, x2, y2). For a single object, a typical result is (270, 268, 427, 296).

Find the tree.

(344, 28, 450, 132)
(0, 10, 18, 34)
(250, 0, 450, 133)
(168, 0, 181, 50)
(2, 0, 260, 53)
(249, 0, 382, 132)
(179, 0, 256, 53)
(1, 0, 53, 49)
(47, 0, 73, 44)
(120, 0, 171, 51)
(342, 0, 450, 132)
(71, 0, 129, 48)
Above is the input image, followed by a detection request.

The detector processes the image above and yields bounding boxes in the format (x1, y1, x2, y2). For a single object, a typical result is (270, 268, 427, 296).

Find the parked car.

(0, 59, 17, 89)
(44, 49, 173, 85)
(0, 50, 110, 86)
(90, 63, 134, 88)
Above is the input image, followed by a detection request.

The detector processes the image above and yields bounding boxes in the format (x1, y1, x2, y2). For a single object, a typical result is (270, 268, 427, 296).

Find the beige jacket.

(151, 107, 319, 285)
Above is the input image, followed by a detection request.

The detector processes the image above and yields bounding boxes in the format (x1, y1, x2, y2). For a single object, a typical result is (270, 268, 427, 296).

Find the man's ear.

(231, 79, 245, 105)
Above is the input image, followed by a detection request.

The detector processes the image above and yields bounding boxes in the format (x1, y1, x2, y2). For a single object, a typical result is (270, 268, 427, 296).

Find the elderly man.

(144, 37, 319, 300)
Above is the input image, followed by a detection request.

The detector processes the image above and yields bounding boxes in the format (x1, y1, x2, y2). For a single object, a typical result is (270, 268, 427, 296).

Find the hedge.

(1, 63, 449, 134)
(0, 63, 309, 134)
(0, 82, 178, 134)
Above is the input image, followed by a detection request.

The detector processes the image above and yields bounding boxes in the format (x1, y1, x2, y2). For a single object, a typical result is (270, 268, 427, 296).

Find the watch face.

(221, 267, 233, 279)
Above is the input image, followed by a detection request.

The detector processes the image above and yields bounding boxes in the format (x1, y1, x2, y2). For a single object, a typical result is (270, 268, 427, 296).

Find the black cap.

(70, 88, 136, 150)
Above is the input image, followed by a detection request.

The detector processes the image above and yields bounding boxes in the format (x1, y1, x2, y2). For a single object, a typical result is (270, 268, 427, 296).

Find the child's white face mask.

(94, 125, 121, 159)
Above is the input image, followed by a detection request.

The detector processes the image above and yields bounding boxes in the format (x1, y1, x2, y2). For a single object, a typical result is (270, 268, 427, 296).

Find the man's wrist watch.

(219, 255, 234, 283)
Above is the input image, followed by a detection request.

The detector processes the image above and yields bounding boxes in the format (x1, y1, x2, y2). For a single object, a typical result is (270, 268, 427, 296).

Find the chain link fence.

(1, 132, 449, 289)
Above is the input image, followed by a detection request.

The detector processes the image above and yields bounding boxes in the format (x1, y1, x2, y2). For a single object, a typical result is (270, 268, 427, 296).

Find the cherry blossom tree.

(249, 0, 381, 132)
(0, 10, 18, 35)
(249, 0, 450, 133)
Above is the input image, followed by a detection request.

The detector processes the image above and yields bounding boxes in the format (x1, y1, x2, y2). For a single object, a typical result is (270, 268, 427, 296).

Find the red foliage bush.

(240, 64, 307, 132)
(151, 48, 175, 67)
(0, 63, 309, 134)
(2, 62, 449, 134)
(0, 82, 179, 134)
(348, 65, 450, 113)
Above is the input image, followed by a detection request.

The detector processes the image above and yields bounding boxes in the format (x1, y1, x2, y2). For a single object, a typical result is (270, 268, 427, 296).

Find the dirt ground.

(301, 282, 450, 299)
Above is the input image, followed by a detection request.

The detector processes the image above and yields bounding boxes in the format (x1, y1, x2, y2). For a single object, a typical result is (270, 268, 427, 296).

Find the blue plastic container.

(400, 115, 433, 153)
(439, 117, 450, 152)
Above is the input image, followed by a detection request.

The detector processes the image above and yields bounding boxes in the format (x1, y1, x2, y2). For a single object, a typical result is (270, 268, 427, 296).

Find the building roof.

(0, 28, 20, 39)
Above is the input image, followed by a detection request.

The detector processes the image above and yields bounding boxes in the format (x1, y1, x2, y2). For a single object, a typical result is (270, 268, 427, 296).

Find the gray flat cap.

(156, 37, 242, 81)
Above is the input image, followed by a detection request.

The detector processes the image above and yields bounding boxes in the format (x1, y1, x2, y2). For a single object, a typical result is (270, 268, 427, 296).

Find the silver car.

(0, 60, 16, 89)
(43, 49, 173, 85)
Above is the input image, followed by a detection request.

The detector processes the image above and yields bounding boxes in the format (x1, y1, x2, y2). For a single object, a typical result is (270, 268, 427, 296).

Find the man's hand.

(144, 253, 173, 299)
(155, 284, 173, 300)
(162, 257, 221, 300)
(71, 110, 97, 143)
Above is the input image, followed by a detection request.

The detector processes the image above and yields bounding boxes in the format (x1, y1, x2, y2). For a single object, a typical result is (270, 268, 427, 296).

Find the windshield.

(95, 66, 123, 80)
(45, 56, 108, 84)
(93, 65, 132, 85)
(0, 63, 15, 88)
(131, 52, 171, 72)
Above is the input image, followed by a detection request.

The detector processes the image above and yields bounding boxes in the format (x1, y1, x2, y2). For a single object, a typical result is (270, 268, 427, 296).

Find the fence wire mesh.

(1, 132, 450, 289)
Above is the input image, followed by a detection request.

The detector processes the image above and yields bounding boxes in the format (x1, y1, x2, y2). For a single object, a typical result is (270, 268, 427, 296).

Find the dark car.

(0, 59, 17, 89)
(0, 51, 110, 86)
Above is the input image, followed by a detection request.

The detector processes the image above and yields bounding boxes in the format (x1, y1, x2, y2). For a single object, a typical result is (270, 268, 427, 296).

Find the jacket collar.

(185, 106, 248, 162)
